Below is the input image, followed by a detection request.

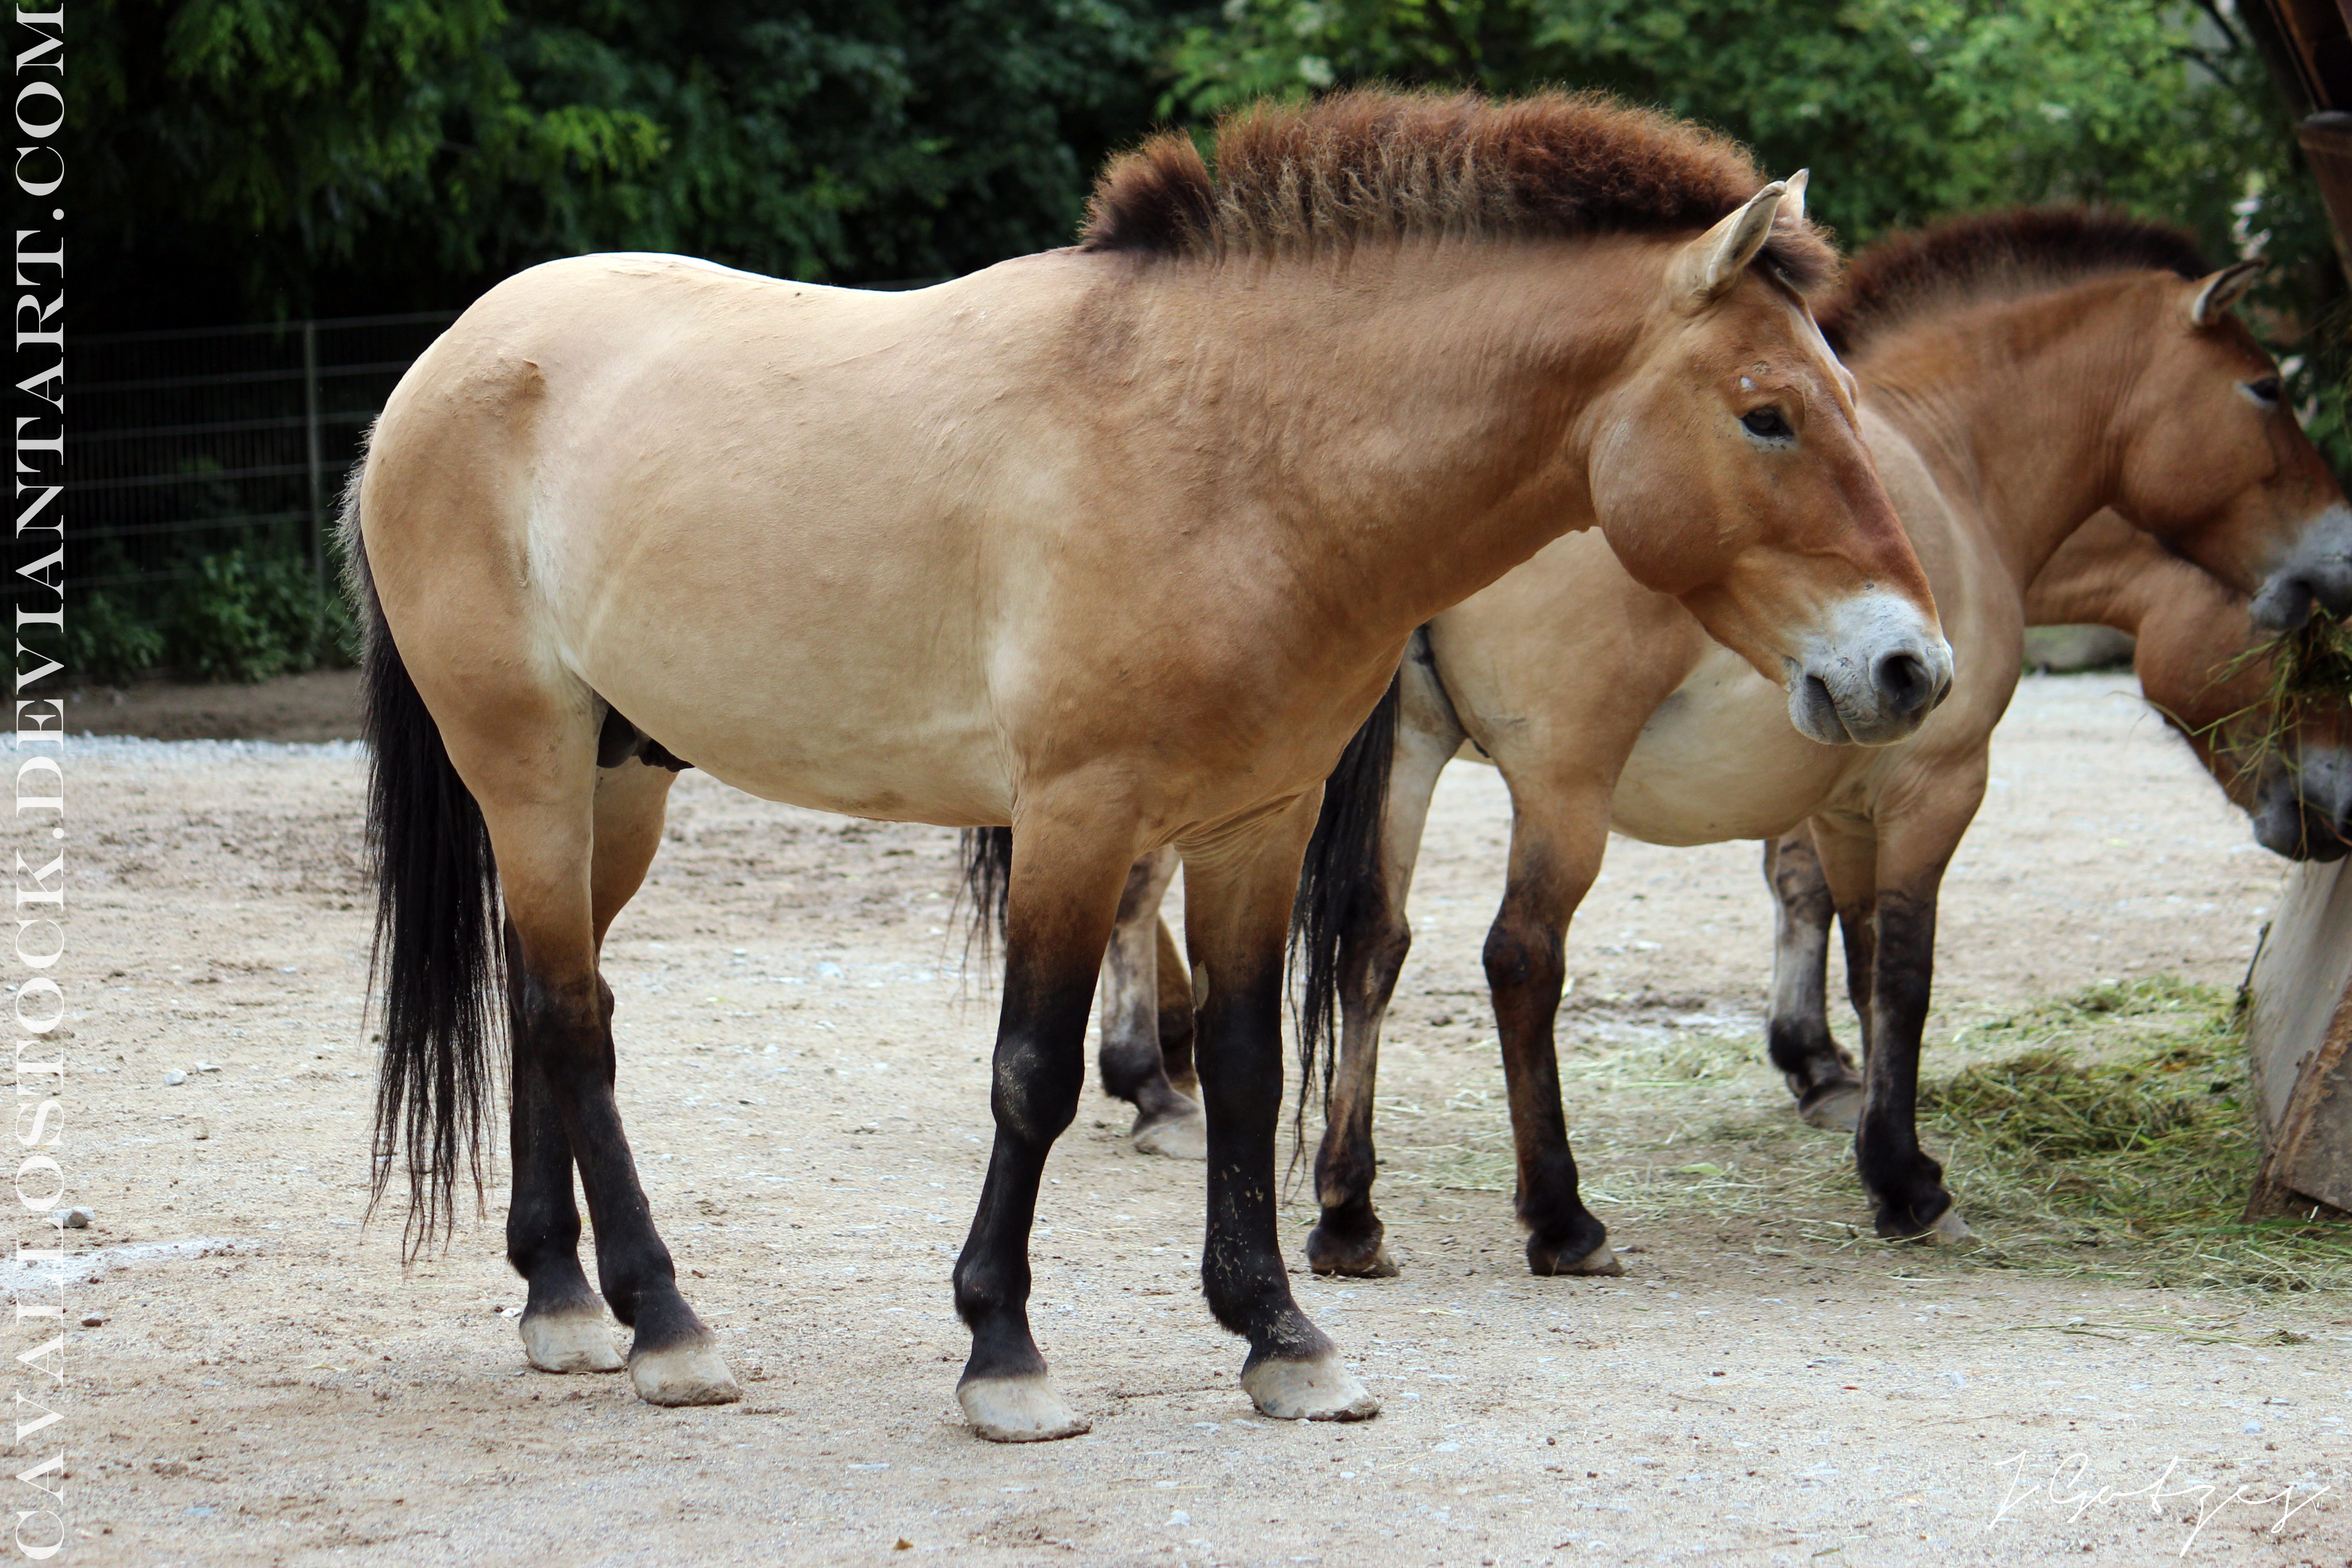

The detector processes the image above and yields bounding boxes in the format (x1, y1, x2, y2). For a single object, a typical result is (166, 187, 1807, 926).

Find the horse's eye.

(2246, 376, 2283, 406)
(1741, 407, 1793, 441)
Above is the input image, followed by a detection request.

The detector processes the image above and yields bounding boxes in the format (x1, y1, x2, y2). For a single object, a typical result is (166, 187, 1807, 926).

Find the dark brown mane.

(1818, 207, 2213, 353)
(1082, 88, 1836, 290)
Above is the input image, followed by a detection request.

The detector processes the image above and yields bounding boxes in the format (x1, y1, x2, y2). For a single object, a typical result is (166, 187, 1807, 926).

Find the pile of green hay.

(1918, 977, 2352, 1292)
(1342, 976, 2352, 1294)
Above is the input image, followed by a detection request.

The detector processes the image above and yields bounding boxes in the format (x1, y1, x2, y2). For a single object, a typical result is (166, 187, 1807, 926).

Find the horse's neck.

(1126, 242, 1651, 626)
(2022, 516, 2178, 634)
(1853, 285, 2145, 592)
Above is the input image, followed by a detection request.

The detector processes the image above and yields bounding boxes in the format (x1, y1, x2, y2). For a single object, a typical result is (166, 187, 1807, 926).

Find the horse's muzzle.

(1785, 594, 1954, 747)
(2253, 507, 2352, 632)
(2254, 746, 2352, 862)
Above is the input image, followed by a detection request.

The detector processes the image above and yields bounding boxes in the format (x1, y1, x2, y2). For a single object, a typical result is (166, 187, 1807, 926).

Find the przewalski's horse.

(1761, 508, 2352, 1132)
(1090, 210, 2351, 1273)
(352, 89, 1947, 1442)
(2027, 512, 2352, 864)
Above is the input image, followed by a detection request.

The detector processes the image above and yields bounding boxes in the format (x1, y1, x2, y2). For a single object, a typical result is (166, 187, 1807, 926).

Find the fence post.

(302, 318, 325, 646)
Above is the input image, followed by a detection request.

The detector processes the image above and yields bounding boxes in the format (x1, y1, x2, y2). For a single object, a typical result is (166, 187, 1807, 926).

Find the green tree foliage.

(59, 1, 2352, 680)
(73, 0, 1179, 327)
(1165, 1, 2285, 252)
(1163, 0, 2346, 451)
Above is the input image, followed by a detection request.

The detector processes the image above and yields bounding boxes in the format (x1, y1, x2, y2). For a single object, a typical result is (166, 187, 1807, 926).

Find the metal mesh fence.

(73, 310, 458, 606)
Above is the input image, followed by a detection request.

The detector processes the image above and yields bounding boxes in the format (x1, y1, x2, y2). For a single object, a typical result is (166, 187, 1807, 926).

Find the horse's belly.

(1607, 653, 1849, 846)
(686, 697, 1009, 825)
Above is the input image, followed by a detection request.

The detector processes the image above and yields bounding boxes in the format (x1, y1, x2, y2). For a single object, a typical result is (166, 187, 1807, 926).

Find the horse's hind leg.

(1155, 917, 1196, 1089)
(460, 716, 737, 1407)
(508, 759, 677, 1375)
(1307, 702, 1453, 1279)
(1763, 830, 1864, 1132)
(1097, 848, 1204, 1158)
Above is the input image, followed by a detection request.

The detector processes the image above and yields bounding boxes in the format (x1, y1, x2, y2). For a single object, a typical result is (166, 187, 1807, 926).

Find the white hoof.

(1563, 1243, 1624, 1278)
(520, 1307, 624, 1374)
(958, 1374, 1091, 1442)
(1241, 1352, 1379, 1422)
(628, 1339, 743, 1407)
(1928, 1208, 1975, 1243)
(1800, 1085, 1863, 1133)
(1132, 1105, 1208, 1161)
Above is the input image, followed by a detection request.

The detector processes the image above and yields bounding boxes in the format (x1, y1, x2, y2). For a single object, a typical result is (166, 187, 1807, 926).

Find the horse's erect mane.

(1818, 207, 2214, 353)
(1081, 88, 1837, 290)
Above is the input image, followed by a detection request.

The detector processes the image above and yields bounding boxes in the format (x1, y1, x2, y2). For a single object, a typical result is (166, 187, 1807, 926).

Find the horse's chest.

(1607, 657, 1851, 846)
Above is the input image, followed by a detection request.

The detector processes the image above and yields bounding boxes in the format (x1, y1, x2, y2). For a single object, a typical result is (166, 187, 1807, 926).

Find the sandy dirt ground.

(33, 672, 2352, 1566)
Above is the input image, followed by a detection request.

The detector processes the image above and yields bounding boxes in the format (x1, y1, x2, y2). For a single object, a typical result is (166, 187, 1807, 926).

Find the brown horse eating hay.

(350, 90, 1949, 1442)
(1086, 210, 2352, 1274)
(1759, 508, 2352, 1122)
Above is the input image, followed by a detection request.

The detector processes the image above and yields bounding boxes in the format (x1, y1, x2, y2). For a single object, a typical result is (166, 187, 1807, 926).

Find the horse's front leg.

(953, 808, 1134, 1442)
(1096, 847, 1205, 1157)
(1483, 783, 1621, 1277)
(1830, 800, 1976, 1243)
(1762, 829, 1864, 1131)
(1183, 798, 1378, 1421)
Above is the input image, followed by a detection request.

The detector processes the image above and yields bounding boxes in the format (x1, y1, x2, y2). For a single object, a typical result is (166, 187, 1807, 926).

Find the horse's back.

(359, 251, 1108, 823)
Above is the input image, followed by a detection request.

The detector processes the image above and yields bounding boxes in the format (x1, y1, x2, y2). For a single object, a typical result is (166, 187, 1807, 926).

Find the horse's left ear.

(2190, 260, 2263, 327)
(1778, 169, 1809, 227)
(1675, 180, 1790, 309)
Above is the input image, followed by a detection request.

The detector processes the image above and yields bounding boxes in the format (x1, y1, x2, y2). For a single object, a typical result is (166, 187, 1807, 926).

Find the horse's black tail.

(957, 824, 1014, 973)
(1289, 670, 1402, 1140)
(350, 474, 504, 1254)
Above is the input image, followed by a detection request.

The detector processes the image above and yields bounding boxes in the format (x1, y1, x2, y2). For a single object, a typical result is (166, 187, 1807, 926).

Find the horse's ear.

(1675, 181, 1789, 310)
(2190, 259, 2262, 327)
(1779, 169, 1809, 227)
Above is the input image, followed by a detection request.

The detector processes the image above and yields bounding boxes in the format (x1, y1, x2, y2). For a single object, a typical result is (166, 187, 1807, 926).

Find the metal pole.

(301, 318, 326, 649)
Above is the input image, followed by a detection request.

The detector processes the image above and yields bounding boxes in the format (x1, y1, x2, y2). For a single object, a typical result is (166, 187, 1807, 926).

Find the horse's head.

(2109, 261, 2352, 633)
(1590, 177, 1950, 746)
(2118, 529, 2352, 862)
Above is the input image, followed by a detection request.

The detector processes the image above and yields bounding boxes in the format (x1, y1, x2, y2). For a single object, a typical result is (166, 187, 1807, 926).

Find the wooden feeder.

(2246, 860, 2352, 1215)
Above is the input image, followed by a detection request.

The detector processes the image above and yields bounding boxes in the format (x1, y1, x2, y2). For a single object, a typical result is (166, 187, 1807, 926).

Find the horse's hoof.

(520, 1306, 624, 1374)
(1798, 1083, 1863, 1133)
(958, 1374, 1091, 1443)
(1529, 1238, 1624, 1277)
(627, 1338, 743, 1406)
(1306, 1228, 1399, 1278)
(1242, 1352, 1379, 1422)
(1874, 1203, 1971, 1245)
(1132, 1104, 1208, 1161)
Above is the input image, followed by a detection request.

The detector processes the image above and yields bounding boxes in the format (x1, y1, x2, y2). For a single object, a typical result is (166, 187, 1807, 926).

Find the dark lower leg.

(508, 935, 706, 1358)
(954, 939, 1097, 1387)
(1308, 898, 1410, 1276)
(1763, 834, 1861, 1116)
(1837, 906, 1878, 1068)
(1155, 917, 1197, 1091)
(1852, 888, 1954, 1237)
(505, 1044, 598, 1322)
(1484, 901, 1607, 1275)
(1196, 959, 1328, 1367)
(1095, 851, 1195, 1130)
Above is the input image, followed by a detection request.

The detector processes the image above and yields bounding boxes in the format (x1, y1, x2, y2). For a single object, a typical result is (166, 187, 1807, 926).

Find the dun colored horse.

(352, 90, 1950, 1441)
(1084, 211, 2352, 1277)
(1763, 509, 2352, 1119)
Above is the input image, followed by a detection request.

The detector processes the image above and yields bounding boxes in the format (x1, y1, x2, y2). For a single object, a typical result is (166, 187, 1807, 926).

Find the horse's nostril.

(1875, 651, 1932, 715)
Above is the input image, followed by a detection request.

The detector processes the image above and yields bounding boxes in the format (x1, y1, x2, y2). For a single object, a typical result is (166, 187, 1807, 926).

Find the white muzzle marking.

(1783, 590, 1954, 747)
